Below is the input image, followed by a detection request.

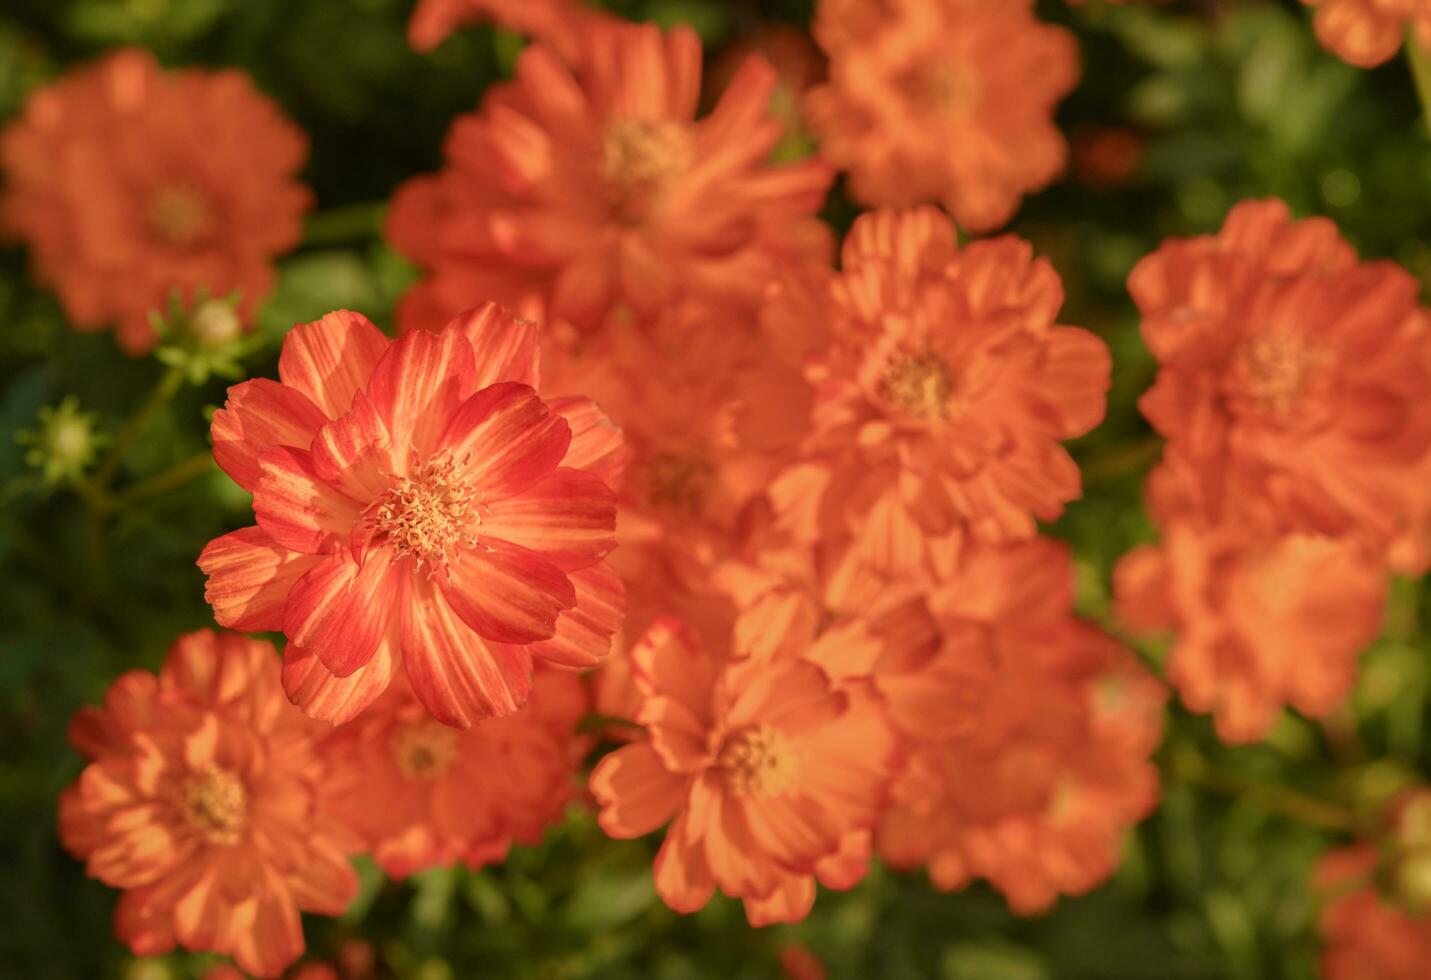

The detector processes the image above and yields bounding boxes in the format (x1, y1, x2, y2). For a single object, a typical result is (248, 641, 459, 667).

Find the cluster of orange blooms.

(5, 0, 1431, 976)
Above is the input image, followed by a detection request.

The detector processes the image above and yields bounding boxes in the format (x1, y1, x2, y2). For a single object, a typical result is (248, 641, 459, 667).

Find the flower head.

(1130, 199, 1431, 560)
(58, 631, 357, 978)
(1300, 0, 1431, 68)
(198, 304, 625, 727)
(387, 21, 832, 335)
(589, 614, 899, 925)
(769, 207, 1111, 581)
(322, 666, 587, 877)
(17, 396, 107, 486)
(1116, 521, 1386, 743)
(0, 49, 310, 353)
(805, 0, 1078, 231)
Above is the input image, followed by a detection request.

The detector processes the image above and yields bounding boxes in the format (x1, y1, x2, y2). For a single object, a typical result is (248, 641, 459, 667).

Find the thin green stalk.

(1407, 35, 1431, 139)
(302, 201, 387, 246)
(1170, 745, 1358, 833)
(112, 451, 215, 509)
(92, 364, 186, 490)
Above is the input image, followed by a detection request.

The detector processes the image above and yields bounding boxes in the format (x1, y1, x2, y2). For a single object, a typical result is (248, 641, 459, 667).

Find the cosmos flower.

(1316, 789, 1431, 980)
(58, 631, 356, 978)
(407, 0, 587, 56)
(768, 207, 1111, 581)
(870, 535, 1161, 909)
(589, 616, 899, 925)
(804, 0, 1078, 232)
(1116, 521, 1386, 743)
(321, 667, 587, 877)
(1130, 199, 1431, 561)
(386, 20, 833, 335)
(198, 304, 624, 727)
(1299, 0, 1431, 68)
(0, 49, 309, 353)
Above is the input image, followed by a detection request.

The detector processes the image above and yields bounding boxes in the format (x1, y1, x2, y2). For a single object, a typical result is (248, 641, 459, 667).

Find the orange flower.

(1300, 0, 1431, 68)
(57, 631, 356, 978)
(321, 667, 587, 877)
(204, 964, 339, 980)
(1316, 789, 1431, 980)
(805, 0, 1078, 232)
(387, 21, 832, 335)
(589, 616, 899, 925)
(768, 207, 1111, 581)
(407, 0, 585, 54)
(1116, 521, 1386, 743)
(865, 538, 1164, 913)
(0, 49, 309, 353)
(1130, 199, 1431, 560)
(198, 304, 625, 727)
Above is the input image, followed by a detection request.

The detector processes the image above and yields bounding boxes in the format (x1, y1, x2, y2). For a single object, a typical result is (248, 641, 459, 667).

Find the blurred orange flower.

(589, 617, 899, 925)
(1116, 522, 1386, 743)
(322, 667, 587, 877)
(1130, 199, 1431, 563)
(387, 21, 833, 335)
(768, 207, 1110, 581)
(408, 0, 585, 54)
(1300, 0, 1431, 68)
(198, 305, 623, 726)
(805, 0, 1078, 232)
(0, 49, 310, 354)
(58, 631, 356, 978)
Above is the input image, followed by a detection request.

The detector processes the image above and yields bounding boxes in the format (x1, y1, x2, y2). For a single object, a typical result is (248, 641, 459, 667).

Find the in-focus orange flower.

(868, 538, 1165, 913)
(1116, 522, 1386, 743)
(1130, 199, 1431, 564)
(0, 49, 310, 354)
(387, 21, 833, 335)
(1300, 0, 1431, 68)
(321, 667, 587, 877)
(805, 0, 1078, 232)
(1316, 789, 1431, 980)
(768, 207, 1111, 582)
(198, 304, 625, 727)
(589, 616, 899, 926)
(58, 631, 356, 978)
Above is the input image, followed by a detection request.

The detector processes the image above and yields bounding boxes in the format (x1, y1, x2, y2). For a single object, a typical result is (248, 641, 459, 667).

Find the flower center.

(881, 351, 952, 418)
(181, 767, 248, 844)
(643, 450, 714, 513)
(146, 183, 215, 248)
(601, 119, 693, 221)
(900, 60, 978, 114)
(391, 720, 459, 780)
(370, 452, 480, 574)
(1236, 333, 1321, 416)
(720, 725, 800, 798)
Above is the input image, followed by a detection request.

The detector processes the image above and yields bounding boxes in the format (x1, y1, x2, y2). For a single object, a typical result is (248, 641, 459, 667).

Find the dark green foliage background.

(1, 0, 1428, 976)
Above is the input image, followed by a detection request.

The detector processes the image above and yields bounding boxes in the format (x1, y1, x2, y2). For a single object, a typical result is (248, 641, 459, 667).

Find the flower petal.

(211, 379, 329, 492)
(591, 742, 688, 838)
(482, 467, 616, 571)
(441, 538, 576, 645)
(282, 628, 397, 724)
(282, 550, 401, 677)
(278, 310, 390, 419)
(522, 562, 626, 668)
(653, 811, 716, 914)
(253, 446, 361, 554)
(547, 395, 628, 487)
(447, 302, 541, 389)
(440, 382, 571, 501)
(401, 575, 535, 726)
(310, 392, 396, 504)
(198, 526, 323, 631)
(366, 327, 476, 466)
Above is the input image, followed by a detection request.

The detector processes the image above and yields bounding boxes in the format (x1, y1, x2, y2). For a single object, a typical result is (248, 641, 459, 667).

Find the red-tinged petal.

(402, 576, 534, 726)
(638, 695, 711, 773)
(447, 302, 541, 389)
(630, 618, 719, 723)
(743, 874, 816, 927)
(113, 885, 177, 957)
(441, 537, 575, 645)
(226, 867, 306, 979)
(212, 379, 328, 492)
(287, 840, 359, 916)
(815, 830, 872, 890)
(366, 328, 477, 465)
(482, 467, 616, 571)
(278, 310, 390, 419)
(253, 447, 361, 555)
(522, 562, 625, 668)
(310, 392, 395, 503)
(282, 630, 397, 724)
(547, 395, 627, 486)
(282, 550, 400, 677)
(1033, 326, 1112, 438)
(653, 812, 716, 914)
(198, 526, 324, 631)
(740, 793, 840, 871)
(590, 742, 687, 838)
(440, 382, 571, 501)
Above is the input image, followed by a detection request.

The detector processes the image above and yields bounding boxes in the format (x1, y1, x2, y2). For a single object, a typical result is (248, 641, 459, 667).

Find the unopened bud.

(17, 397, 105, 486)
(189, 298, 243, 349)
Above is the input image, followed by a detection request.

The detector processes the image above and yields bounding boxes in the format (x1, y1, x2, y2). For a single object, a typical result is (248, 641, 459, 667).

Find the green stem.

(112, 451, 215, 509)
(1078, 437, 1162, 485)
(302, 201, 388, 246)
(1407, 35, 1431, 139)
(578, 713, 645, 734)
(1171, 745, 1358, 833)
(92, 365, 186, 491)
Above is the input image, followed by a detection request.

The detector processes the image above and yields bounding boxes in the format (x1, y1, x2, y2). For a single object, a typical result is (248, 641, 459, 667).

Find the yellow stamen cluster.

(601, 118, 693, 219)
(147, 183, 215, 248)
(181, 767, 248, 845)
(881, 350, 953, 418)
(1238, 333, 1322, 416)
(391, 720, 460, 780)
(720, 725, 801, 798)
(643, 450, 714, 513)
(370, 451, 480, 574)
